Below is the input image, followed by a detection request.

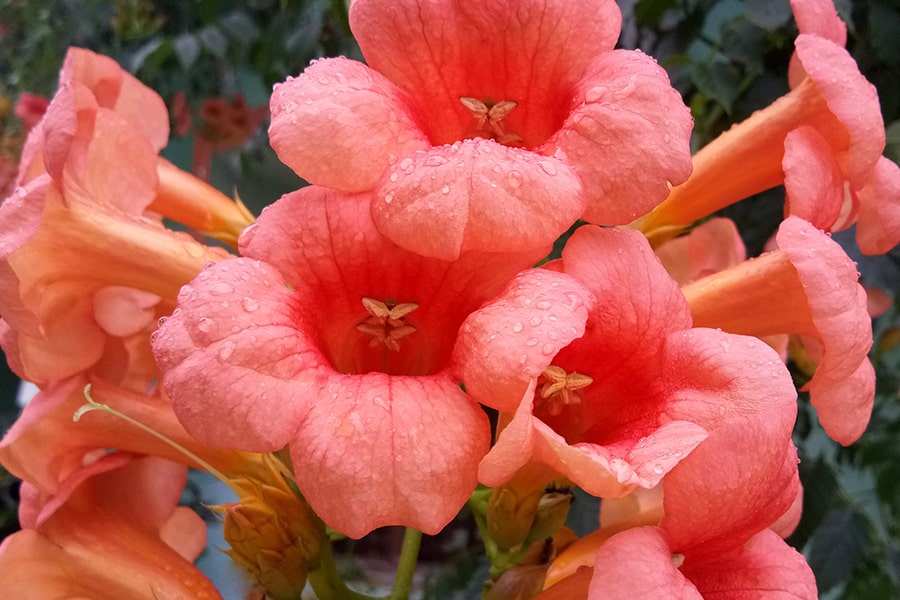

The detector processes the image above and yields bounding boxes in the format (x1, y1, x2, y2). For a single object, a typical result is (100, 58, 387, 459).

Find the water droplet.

(512, 322, 524, 333)
(526, 337, 538, 347)
(541, 343, 555, 355)
(652, 463, 665, 475)
(585, 86, 607, 103)
(425, 155, 448, 167)
(210, 282, 233, 295)
(441, 185, 451, 195)
(390, 172, 400, 182)
(507, 170, 523, 188)
(548, 314, 558, 321)
(218, 342, 235, 360)
(530, 316, 542, 327)
(536, 300, 551, 310)
(539, 161, 557, 176)
(197, 317, 214, 333)
(400, 157, 414, 172)
(242, 298, 259, 312)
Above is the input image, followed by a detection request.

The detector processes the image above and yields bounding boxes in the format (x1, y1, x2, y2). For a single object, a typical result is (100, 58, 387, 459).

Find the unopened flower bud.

(487, 484, 544, 550)
(213, 457, 324, 600)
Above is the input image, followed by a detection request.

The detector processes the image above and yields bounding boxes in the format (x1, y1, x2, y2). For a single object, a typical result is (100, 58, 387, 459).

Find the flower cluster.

(0, 0, 895, 598)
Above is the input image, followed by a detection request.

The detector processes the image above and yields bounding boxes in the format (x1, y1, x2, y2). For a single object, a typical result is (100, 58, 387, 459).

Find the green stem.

(308, 542, 376, 600)
(389, 528, 423, 600)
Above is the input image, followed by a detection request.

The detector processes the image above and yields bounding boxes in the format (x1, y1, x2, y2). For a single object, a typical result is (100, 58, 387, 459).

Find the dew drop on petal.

(218, 342, 235, 360)
(441, 185, 451, 195)
(197, 317, 214, 333)
(541, 343, 555, 355)
(210, 282, 233, 295)
(539, 161, 557, 176)
(526, 337, 538, 347)
(242, 298, 259, 313)
(507, 170, 523, 188)
(512, 322, 524, 333)
(384, 192, 394, 205)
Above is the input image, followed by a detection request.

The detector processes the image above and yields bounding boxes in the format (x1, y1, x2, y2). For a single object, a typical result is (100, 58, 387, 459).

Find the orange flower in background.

(0, 456, 220, 599)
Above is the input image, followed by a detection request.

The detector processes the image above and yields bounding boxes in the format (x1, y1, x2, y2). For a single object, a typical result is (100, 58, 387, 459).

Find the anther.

(357, 297, 419, 351)
(460, 97, 523, 145)
(539, 366, 593, 416)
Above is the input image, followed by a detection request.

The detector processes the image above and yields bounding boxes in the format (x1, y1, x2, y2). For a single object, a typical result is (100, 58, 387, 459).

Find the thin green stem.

(308, 542, 377, 600)
(74, 384, 231, 485)
(389, 528, 423, 600)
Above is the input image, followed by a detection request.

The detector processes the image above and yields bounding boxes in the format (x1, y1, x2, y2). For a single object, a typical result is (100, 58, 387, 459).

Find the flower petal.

(684, 529, 817, 599)
(61, 47, 168, 152)
(544, 50, 693, 224)
(776, 217, 872, 444)
(660, 330, 799, 559)
(655, 218, 746, 285)
(92, 286, 160, 337)
(291, 372, 489, 538)
(856, 156, 900, 255)
(454, 269, 594, 412)
(372, 139, 582, 260)
(269, 57, 429, 192)
(588, 527, 703, 600)
(790, 0, 847, 45)
(795, 35, 884, 186)
(350, 0, 622, 146)
(783, 126, 845, 230)
(152, 257, 322, 452)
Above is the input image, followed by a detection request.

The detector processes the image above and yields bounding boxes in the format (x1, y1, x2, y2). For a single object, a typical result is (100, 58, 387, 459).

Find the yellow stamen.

(459, 97, 523, 145)
(358, 297, 419, 351)
(539, 366, 593, 416)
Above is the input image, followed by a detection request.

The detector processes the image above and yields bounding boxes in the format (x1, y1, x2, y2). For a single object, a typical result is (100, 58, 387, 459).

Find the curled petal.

(372, 139, 582, 260)
(790, 0, 847, 45)
(856, 156, 900, 255)
(269, 57, 429, 192)
(92, 286, 160, 338)
(783, 126, 845, 230)
(795, 35, 884, 186)
(776, 217, 872, 444)
(60, 47, 169, 152)
(545, 50, 693, 224)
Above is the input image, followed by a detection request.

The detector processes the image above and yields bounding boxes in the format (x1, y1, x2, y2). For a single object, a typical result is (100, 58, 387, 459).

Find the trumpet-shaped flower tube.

(454, 226, 799, 547)
(0, 456, 219, 599)
(152, 186, 543, 538)
(682, 217, 873, 444)
(640, 30, 898, 255)
(269, 0, 692, 260)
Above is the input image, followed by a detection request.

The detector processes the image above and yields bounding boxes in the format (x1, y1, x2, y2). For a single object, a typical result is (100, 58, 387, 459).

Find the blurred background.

(0, 0, 898, 598)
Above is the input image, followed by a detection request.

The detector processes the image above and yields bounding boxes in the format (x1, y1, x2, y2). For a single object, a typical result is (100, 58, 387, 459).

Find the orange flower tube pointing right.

(152, 158, 255, 246)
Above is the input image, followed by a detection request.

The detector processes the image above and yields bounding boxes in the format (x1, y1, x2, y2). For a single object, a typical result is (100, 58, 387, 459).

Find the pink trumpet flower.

(268, 0, 692, 260)
(683, 217, 874, 445)
(0, 456, 219, 599)
(151, 186, 543, 538)
(454, 225, 799, 548)
(641, 0, 898, 255)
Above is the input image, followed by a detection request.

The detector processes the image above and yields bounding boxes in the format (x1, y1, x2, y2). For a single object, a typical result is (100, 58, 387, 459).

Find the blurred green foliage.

(0, 0, 899, 598)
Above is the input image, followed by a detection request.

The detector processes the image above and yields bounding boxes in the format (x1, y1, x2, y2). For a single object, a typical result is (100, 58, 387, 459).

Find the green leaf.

(870, 0, 900, 66)
(688, 56, 742, 113)
(744, 0, 792, 31)
(198, 25, 228, 59)
(219, 11, 260, 43)
(634, 0, 678, 27)
(173, 33, 200, 69)
(808, 509, 871, 593)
